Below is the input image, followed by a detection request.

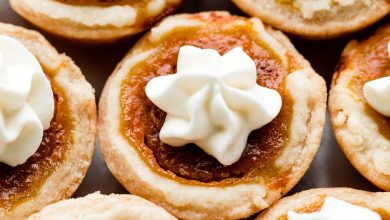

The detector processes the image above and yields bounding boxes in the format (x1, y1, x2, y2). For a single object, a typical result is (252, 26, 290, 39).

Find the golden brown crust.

(98, 11, 326, 220)
(27, 192, 177, 220)
(329, 23, 390, 191)
(257, 188, 390, 219)
(0, 22, 96, 219)
(232, 0, 390, 39)
(10, 0, 182, 42)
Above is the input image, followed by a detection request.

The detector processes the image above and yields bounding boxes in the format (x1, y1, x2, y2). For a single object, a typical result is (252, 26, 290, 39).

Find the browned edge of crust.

(0, 22, 97, 219)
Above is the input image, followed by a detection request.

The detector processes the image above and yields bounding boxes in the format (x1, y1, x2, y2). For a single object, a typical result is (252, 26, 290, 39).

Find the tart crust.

(258, 188, 390, 219)
(27, 192, 177, 220)
(232, 0, 390, 39)
(10, 0, 182, 42)
(0, 22, 96, 219)
(99, 11, 326, 220)
(329, 23, 390, 191)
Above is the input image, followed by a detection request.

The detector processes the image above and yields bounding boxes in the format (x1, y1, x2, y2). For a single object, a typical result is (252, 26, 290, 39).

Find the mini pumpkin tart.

(9, 0, 182, 42)
(329, 23, 390, 191)
(258, 188, 390, 219)
(27, 192, 177, 220)
(232, 0, 390, 39)
(0, 22, 96, 219)
(99, 11, 326, 220)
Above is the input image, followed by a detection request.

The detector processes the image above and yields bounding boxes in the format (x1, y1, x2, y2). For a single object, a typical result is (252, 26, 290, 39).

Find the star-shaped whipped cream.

(145, 46, 282, 165)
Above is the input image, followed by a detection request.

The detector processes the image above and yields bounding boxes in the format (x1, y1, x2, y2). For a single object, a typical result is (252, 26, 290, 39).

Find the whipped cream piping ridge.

(145, 45, 282, 166)
(0, 35, 54, 167)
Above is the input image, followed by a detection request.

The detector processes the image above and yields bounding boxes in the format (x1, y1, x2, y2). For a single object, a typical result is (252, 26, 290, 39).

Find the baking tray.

(0, 0, 385, 205)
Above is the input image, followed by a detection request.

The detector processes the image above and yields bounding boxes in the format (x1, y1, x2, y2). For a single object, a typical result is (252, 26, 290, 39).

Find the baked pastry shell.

(329, 23, 390, 191)
(258, 188, 390, 219)
(0, 22, 96, 219)
(10, 0, 182, 42)
(27, 192, 177, 220)
(232, 0, 390, 39)
(98, 11, 327, 220)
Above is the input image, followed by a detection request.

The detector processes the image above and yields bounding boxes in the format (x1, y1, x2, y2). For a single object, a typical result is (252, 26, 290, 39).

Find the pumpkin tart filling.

(0, 68, 73, 212)
(341, 28, 390, 140)
(119, 23, 299, 184)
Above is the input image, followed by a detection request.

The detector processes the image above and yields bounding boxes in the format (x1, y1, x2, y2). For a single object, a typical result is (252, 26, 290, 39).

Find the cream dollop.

(288, 197, 381, 220)
(294, 0, 371, 19)
(145, 46, 282, 165)
(0, 35, 54, 167)
(363, 42, 390, 117)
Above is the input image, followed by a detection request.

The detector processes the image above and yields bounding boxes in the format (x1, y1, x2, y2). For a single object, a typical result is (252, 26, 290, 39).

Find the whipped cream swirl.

(0, 36, 54, 167)
(288, 197, 381, 220)
(145, 46, 282, 165)
(363, 42, 390, 117)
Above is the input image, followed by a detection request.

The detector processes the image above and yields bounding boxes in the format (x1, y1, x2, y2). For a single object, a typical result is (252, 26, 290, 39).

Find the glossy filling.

(0, 68, 73, 212)
(345, 26, 390, 140)
(276, 197, 390, 220)
(120, 22, 296, 183)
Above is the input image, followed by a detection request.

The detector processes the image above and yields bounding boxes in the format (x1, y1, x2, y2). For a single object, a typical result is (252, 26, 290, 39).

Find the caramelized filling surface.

(120, 18, 297, 184)
(0, 68, 73, 212)
(345, 25, 390, 140)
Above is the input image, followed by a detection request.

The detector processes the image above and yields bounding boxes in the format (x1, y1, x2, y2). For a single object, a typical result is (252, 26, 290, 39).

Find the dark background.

(0, 0, 386, 200)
